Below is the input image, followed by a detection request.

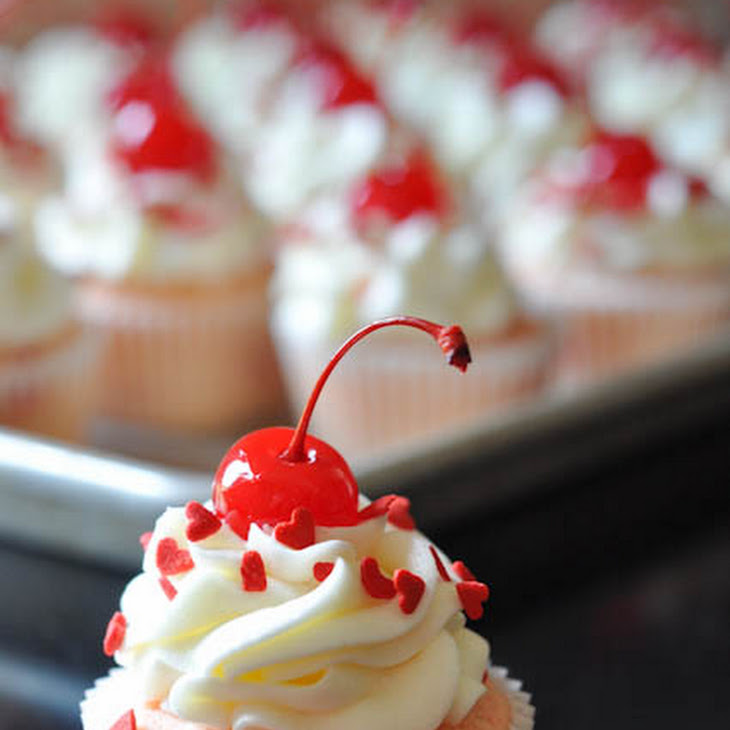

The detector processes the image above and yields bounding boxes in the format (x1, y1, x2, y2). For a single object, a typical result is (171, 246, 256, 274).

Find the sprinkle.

(429, 546, 451, 581)
(109, 709, 136, 730)
(387, 496, 415, 530)
(453, 561, 476, 582)
(159, 576, 177, 601)
(225, 510, 250, 540)
(457, 581, 490, 620)
(313, 561, 335, 582)
(274, 507, 315, 550)
(241, 550, 267, 591)
(357, 495, 397, 522)
(185, 501, 221, 542)
(360, 556, 396, 599)
(394, 569, 425, 614)
(139, 532, 152, 551)
(156, 538, 194, 576)
(103, 612, 126, 656)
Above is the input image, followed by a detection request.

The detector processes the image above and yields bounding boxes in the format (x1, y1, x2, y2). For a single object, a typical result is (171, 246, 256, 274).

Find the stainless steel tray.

(2, 331, 729, 569)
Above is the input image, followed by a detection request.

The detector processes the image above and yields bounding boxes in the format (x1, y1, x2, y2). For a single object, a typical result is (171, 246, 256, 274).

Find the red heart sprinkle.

(103, 611, 126, 656)
(139, 532, 152, 551)
(156, 538, 194, 576)
(387, 496, 415, 530)
(429, 546, 451, 582)
(361, 556, 396, 599)
(159, 576, 177, 601)
(109, 709, 136, 730)
(357, 495, 397, 522)
(313, 561, 335, 582)
(274, 507, 315, 550)
(185, 501, 222, 542)
(241, 550, 267, 591)
(453, 560, 476, 582)
(457, 581, 490, 620)
(394, 569, 425, 614)
(225, 510, 250, 540)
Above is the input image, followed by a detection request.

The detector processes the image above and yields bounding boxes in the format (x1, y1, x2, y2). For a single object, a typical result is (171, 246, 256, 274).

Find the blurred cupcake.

(0, 204, 98, 442)
(34, 55, 284, 433)
(175, 4, 390, 222)
(536, 1, 730, 203)
(498, 131, 730, 383)
(323, 1, 586, 225)
(271, 152, 552, 458)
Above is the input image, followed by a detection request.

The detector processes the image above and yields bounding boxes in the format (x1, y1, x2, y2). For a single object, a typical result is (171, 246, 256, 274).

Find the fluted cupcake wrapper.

(0, 326, 101, 443)
(77, 274, 285, 434)
(272, 320, 553, 460)
(488, 666, 536, 730)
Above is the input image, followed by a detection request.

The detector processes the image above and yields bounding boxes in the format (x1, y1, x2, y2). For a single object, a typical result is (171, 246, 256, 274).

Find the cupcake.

(536, 1, 730, 203)
(0, 204, 98, 442)
(271, 152, 552, 458)
(498, 130, 730, 383)
(34, 55, 284, 433)
(81, 318, 534, 730)
(323, 2, 586, 226)
(175, 4, 390, 222)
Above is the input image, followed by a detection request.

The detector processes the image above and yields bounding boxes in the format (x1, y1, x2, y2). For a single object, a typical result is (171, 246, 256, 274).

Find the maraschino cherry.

(213, 317, 471, 537)
(108, 57, 216, 182)
(351, 152, 450, 226)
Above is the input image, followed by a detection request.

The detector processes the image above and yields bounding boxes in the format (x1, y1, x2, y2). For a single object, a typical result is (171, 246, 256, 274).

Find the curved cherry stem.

(280, 316, 471, 463)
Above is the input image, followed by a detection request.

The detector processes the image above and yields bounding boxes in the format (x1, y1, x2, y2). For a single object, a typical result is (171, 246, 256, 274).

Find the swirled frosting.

(109, 501, 489, 730)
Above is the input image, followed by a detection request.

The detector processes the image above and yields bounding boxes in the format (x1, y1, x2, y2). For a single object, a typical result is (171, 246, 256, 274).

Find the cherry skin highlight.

(213, 427, 359, 533)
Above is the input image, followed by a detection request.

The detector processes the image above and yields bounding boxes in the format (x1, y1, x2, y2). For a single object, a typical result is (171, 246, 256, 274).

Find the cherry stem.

(280, 316, 471, 463)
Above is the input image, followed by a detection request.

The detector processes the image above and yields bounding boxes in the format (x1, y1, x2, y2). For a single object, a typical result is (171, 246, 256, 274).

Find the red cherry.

(296, 42, 379, 111)
(497, 43, 570, 97)
(352, 152, 449, 225)
(108, 57, 216, 181)
(213, 317, 471, 533)
(577, 131, 663, 212)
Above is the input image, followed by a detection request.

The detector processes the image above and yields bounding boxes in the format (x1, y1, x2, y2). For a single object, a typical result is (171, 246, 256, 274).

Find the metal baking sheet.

(1, 330, 729, 569)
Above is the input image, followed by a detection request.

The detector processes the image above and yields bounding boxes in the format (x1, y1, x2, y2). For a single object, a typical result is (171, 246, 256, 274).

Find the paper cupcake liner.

(273, 321, 553, 460)
(77, 274, 286, 433)
(0, 326, 100, 442)
(502, 262, 730, 385)
(82, 665, 534, 730)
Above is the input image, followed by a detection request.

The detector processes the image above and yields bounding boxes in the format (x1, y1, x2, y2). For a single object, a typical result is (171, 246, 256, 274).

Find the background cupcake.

(33, 52, 285, 433)
(0, 206, 99, 442)
(498, 130, 730, 383)
(271, 151, 553, 459)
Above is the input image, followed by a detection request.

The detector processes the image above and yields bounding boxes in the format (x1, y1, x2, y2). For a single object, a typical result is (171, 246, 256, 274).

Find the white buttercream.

(110, 502, 489, 730)
(0, 211, 73, 347)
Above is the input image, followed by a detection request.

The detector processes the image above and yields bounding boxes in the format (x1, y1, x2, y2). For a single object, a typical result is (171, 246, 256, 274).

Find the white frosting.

(173, 14, 297, 153)
(272, 198, 518, 346)
(0, 207, 73, 347)
(244, 73, 387, 219)
(14, 28, 132, 151)
(112, 502, 489, 730)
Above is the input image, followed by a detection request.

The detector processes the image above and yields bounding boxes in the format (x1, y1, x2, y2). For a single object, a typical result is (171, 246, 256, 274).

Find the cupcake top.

(272, 153, 520, 344)
(499, 131, 730, 275)
(33, 56, 267, 284)
(103, 496, 489, 730)
(0, 202, 73, 348)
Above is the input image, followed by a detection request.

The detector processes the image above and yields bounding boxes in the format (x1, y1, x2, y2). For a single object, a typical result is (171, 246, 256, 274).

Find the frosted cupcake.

(271, 153, 552, 458)
(536, 1, 730, 203)
(175, 4, 389, 222)
(324, 1, 586, 225)
(34, 55, 284, 433)
(81, 318, 534, 730)
(0, 205, 98, 442)
(498, 130, 730, 382)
